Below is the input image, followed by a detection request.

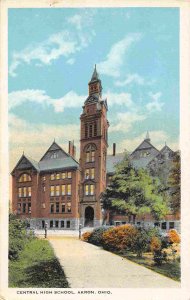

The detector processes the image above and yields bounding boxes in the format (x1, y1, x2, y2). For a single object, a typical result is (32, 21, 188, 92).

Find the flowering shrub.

(168, 229, 180, 244)
(88, 227, 110, 246)
(102, 224, 138, 252)
(81, 231, 92, 242)
(150, 236, 162, 252)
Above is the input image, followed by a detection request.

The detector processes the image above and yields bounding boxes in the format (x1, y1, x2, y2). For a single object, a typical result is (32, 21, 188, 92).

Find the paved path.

(48, 236, 180, 288)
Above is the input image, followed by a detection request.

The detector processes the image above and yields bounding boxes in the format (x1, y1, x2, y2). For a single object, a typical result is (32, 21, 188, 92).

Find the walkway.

(48, 235, 180, 288)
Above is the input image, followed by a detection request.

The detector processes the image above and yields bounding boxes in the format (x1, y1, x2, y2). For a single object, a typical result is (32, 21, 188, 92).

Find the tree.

(102, 154, 168, 223)
(166, 152, 180, 214)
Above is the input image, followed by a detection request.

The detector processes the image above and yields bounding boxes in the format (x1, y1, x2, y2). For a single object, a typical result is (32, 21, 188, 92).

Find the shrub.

(102, 224, 138, 252)
(150, 236, 162, 252)
(153, 250, 167, 266)
(168, 229, 180, 244)
(9, 216, 35, 260)
(81, 231, 92, 242)
(131, 228, 150, 257)
(88, 226, 110, 246)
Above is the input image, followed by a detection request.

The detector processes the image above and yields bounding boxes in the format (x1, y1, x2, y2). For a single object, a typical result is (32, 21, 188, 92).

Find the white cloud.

(66, 58, 75, 65)
(8, 89, 85, 113)
(115, 73, 145, 86)
(146, 92, 164, 112)
(109, 111, 146, 133)
(9, 89, 135, 112)
(97, 33, 142, 78)
(9, 11, 96, 77)
(9, 114, 80, 170)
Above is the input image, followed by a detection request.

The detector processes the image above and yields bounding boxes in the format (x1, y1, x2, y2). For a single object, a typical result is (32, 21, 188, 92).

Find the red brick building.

(11, 66, 180, 231)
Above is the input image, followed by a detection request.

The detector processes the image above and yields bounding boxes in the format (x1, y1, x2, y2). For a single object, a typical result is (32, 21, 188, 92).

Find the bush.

(88, 226, 110, 246)
(9, 216, 35, 260)
(168, 229, 180, 244)
(150, 236, 162, 252)
(153, 250, 167, 266)
(131, 228, 150, 257)
(81, 231, 92, 242)
(102, 224, 138, 252)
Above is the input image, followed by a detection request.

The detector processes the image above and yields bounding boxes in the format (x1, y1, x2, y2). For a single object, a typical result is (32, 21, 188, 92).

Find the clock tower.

(79, 66, 109, 227)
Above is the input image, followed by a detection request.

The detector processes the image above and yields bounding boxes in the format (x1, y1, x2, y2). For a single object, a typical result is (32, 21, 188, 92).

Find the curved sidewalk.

(48, 236, 180, 288)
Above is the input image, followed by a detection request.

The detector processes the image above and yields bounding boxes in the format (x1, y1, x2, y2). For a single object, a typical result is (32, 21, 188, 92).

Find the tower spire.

(90, 64, 99, 82)
(145, 131, 150, 142)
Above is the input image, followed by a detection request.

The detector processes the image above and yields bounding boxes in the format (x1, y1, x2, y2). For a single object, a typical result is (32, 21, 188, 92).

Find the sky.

(8, 8, 179, 170)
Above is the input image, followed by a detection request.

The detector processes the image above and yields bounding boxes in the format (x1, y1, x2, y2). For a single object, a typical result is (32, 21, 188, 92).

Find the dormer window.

(51, 152, 58, 159)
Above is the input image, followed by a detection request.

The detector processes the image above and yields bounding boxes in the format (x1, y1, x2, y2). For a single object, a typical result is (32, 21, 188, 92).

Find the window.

(67, 172, 72, 179)
(169, 222, 175, 229)
(23, 187, 27, 197)
(43, 186, 46, 192)
(85, 144, 96, 163)
(23, 203, 26, 213)
(55, 220, 59, 228)
(56, 185, 60, 196)
(161, 222, 167, 230)
(50, 203, 54, 213)
(56, 173, 60, 180)
(67, 202, 71, 213)
(62, 172, 66, 179)
(85, 184, 94, 196)
(86, 152, 90, 162)
(94, 122, 97, 136)
(61, 185, 66, 195)
(90, 185, 94, 195)
(28, 203, 31, 214)
(18, 188, 22, 198)
(51, 174, 55, 180)
(61, 221, 64, 228)
(56, 202, 59, 213)
(19, 173, 32, 182)
(89, 124, 93, 137)
(43, 176, 46, 181)
(50, 186, 55, 196)
(85, 124, 88, 138)
(50, 220, 53, 228)
(91, 168, 95, 179)
(28, 187, 31, 197)
(51, 152, 57, 159)
(85, 185, 88, 196)
(66, 221, 70, 228)
(67, 184, 71, 195)
(61, 203, 65, 213)
(91, 151, 95, 162)
(17, 203, 21, 213)
(85, 169, 90, 179)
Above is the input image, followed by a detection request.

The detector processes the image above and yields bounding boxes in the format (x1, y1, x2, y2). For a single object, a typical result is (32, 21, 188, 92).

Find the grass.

(121, 252, 180, 282)
(9, 238, 69, 288)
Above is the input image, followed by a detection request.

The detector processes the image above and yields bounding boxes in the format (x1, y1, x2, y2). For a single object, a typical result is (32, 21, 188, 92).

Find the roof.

(89, 65, 99, 83)
(12, 142, 79, 174)
(39, 157, 79, 172)
(106, 153, 125, 174)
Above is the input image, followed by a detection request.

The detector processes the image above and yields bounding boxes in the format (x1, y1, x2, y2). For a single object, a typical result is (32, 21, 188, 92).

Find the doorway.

(84, 206, 94, 227)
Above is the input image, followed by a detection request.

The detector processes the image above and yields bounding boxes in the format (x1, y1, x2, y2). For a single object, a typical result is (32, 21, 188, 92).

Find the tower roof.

(89, 65, 100, 83)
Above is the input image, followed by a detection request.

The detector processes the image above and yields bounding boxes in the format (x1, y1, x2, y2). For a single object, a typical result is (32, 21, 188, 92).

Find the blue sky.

(8, 8, 179, 168)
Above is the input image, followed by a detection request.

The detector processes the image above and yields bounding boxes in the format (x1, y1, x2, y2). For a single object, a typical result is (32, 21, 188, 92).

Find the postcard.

(1, 1, 190, 300)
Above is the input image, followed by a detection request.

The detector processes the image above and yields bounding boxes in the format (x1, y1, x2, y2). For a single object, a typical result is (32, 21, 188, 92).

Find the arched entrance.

(84, 206, 94, 227)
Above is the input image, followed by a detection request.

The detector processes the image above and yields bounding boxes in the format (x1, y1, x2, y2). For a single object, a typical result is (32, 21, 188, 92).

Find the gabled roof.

(40, 141, 69, 161)
(130, 139, 159, 155)
(12, 142, 79, 174)
(160, 144, 174, 155)
(11, 154, 40, 174)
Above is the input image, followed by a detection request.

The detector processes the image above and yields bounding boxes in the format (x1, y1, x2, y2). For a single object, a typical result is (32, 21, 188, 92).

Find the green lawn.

(122, 252, 180, 282)
(9, 238, 69, 288)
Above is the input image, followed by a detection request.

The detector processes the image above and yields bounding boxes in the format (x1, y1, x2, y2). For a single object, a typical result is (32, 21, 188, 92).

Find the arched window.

(18, 173, 32, 182)
(85, 144, 96, 162)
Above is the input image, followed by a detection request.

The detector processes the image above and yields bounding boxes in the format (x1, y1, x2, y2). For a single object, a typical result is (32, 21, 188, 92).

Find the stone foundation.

(30, 218, 79, 230)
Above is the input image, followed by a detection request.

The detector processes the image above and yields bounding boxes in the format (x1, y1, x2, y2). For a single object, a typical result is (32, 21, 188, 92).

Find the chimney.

(113, 143, 116, 156)
(73, 145, 76, 159)
(68, 141, 72, 155)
